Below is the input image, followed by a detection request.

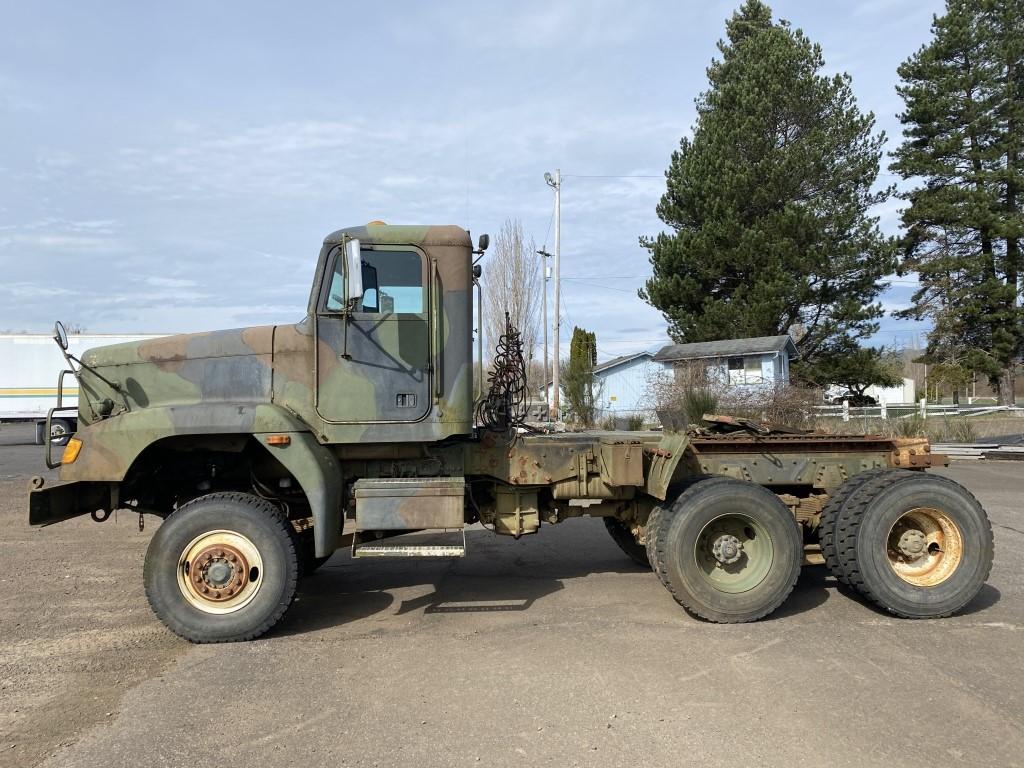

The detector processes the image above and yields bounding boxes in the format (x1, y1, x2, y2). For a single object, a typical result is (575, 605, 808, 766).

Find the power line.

(562, 174, 663, 179)
(561, 280, 637, 293)
(561, 275, 649, 280)
(540, 202, 555, 252)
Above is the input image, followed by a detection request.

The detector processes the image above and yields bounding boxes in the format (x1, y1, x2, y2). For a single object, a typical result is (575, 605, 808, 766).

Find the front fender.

(60, 403, 310, 483)
(254, 433, 343, 557)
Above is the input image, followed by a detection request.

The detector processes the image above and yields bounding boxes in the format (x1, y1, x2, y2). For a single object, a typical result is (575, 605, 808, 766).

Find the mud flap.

(644, 432, 689, 501)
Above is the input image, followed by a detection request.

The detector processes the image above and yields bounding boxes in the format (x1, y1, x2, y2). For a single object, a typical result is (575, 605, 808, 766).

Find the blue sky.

(1, 0, 941, 361)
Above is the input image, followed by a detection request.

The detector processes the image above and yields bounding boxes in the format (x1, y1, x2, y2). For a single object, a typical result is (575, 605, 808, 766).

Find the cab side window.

(324, 247, 424, 314)
(359, 249, 423, 314)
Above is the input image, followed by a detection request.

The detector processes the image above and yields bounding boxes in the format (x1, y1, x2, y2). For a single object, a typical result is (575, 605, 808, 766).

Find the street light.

(536, 248, 552, 410)
(544, 169, 561, 421)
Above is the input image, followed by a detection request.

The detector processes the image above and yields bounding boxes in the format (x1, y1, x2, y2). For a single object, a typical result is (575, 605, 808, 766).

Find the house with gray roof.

(653, 334, 799, 390)
(544, 350, 661, 420)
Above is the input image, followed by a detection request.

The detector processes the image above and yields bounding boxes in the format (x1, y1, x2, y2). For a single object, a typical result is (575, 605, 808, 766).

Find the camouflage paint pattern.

(27, 222, 945, 559)
(275, 224, 475, 443)
(30, 225, 475, 548)
(353, 478, 465, 530)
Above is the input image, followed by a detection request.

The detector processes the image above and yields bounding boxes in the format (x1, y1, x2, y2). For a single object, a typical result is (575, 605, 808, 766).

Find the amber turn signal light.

(62, 438, 83, 464)
(266, 435, 291, 447)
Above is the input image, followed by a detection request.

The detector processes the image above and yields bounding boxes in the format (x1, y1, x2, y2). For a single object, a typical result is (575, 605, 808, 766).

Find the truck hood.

(81, 327, 274, 368)
(78, 326, 276, 416)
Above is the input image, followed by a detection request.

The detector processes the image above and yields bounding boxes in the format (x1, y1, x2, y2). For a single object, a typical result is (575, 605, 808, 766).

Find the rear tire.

(144, 492, 298, 642)
(819, 468, 907, 586)
(50, 418, 72, 447)
(646, 476, 711, 589)
(651, 477, 802, 623)
(603, 517, 650, 567)
(836, 473, 993, 618)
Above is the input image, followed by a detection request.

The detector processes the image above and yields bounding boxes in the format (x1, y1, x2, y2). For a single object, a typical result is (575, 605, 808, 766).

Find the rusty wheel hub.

(887, 508, 963, 587)
(177, 530, 264, 614)
(896, 529, 927, 560)
(188, 543, 250, 601)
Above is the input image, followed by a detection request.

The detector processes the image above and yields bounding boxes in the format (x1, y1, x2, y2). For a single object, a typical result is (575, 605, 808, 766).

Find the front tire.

(144, 492, 298, 642)
(651, 477, 802, 623)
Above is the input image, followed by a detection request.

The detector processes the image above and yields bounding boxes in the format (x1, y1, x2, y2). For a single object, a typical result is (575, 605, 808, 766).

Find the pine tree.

(640, 0, 895, 382)
(560, 327, 598, 426)
(891, 0, 1023, 405)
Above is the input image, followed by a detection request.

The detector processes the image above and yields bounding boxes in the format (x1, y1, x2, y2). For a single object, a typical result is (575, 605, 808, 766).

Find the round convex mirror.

(53, 321, 69, 351)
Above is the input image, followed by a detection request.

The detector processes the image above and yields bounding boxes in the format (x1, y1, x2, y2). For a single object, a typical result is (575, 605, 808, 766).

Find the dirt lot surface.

(1, 422, 1022, 767)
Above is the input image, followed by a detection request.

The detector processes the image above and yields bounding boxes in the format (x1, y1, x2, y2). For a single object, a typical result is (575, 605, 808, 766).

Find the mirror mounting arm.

(340, 236, 363, 360)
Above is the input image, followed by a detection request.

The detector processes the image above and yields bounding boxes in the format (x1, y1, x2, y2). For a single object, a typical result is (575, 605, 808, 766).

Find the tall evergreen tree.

(641, 0, 895, 382)
(560, 327, 598, 425)
(891, 0, 1023, 404)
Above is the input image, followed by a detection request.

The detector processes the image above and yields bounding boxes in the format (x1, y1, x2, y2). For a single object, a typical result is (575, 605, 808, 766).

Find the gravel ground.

(1, 422, 1022, 768)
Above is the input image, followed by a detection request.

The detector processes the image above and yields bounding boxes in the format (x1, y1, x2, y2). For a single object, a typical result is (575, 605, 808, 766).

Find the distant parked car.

(830, 392, 877, 407)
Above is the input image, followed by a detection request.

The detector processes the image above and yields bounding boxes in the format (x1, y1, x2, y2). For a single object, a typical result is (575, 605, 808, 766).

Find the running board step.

(353, 543, 466, 558)
(351, 528, 467, 558)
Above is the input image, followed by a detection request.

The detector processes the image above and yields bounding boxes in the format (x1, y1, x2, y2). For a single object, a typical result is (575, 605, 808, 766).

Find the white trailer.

(0, 332, 165, 444)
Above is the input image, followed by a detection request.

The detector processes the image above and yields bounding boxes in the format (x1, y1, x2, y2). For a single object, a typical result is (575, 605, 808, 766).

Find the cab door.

(315, 244, 432, 424)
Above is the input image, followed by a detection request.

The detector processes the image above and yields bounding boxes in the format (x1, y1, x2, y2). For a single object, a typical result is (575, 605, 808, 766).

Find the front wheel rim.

(177, 530, 264, 614)
(886, 507, 963, 587)
(694, 513, 774, 593)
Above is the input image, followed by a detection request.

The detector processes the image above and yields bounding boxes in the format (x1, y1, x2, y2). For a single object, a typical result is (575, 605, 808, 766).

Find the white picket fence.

(815, 401, 1024, 422)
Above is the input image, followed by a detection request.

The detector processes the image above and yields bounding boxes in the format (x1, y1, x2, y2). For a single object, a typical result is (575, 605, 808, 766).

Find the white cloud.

(0, 232, 124, 252)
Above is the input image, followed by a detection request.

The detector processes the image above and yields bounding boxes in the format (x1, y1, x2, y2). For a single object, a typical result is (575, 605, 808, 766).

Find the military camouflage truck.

(28, 224, 994, 642)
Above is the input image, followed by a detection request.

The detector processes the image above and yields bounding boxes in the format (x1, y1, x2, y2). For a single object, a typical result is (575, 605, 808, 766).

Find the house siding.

(544, 353, 664, 418)
(595, 358, 662, 413)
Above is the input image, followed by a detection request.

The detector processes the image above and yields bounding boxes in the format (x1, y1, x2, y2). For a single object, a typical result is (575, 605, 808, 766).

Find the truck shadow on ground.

(279, 531, 617, 636)
(275, 527, 869, 636)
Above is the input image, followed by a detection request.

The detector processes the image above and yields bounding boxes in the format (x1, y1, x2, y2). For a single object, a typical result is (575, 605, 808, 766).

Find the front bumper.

(28, 476, 114, 526)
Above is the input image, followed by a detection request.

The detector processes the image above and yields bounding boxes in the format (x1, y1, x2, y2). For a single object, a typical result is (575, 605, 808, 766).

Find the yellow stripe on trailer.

(0, 388, 80, 396)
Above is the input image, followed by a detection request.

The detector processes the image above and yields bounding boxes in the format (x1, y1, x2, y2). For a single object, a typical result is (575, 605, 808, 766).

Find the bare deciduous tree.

(482, 218, 542, 386)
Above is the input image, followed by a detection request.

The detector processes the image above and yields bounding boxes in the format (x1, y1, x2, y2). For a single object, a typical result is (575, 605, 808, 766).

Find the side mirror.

(478, 233, 489, 252)
(345, 238, 363, 305)
(54, 321, 69, 351)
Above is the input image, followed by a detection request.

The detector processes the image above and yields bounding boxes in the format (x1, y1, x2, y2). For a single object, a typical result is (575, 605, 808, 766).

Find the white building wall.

(0, 333, 166, 418)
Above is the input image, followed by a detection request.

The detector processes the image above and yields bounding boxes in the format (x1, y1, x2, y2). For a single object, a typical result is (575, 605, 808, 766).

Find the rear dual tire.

(818, 468, 899, 586)
(832, 472, 993, 618)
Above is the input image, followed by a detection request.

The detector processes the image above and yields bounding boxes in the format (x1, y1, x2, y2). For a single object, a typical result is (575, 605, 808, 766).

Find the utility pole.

(544, 169, 561, 421)
(537, 248, 552, 411)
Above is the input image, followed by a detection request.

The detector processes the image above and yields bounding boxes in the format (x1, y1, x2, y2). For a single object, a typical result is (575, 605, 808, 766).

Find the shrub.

(682, 388, 719, 424)
(888, 414, 925, 437)
(718, 383, 821, 429)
